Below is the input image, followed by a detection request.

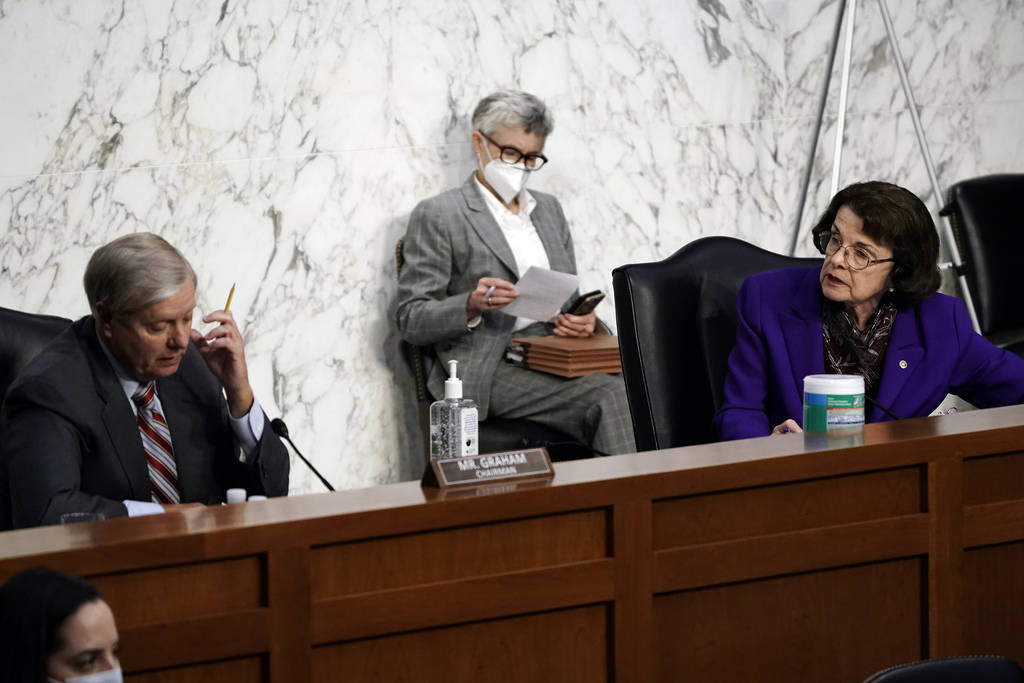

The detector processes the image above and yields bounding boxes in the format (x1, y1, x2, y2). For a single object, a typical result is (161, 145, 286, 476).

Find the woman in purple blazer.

(715, 181, 1024, 441)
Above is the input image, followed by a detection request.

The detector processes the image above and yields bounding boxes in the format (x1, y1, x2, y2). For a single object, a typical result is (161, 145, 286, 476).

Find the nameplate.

(421, 448, 554, 488)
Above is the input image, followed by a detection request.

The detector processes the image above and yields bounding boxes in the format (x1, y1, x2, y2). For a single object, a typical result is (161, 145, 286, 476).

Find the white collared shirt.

(473, 175, 551, 331)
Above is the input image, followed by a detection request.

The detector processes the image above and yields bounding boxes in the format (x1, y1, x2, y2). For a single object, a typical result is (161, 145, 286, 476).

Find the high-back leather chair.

(0, 307, 73, 530)
(394, 239, 587, 462)
(941, 173, 1024, 357)
(0, 307, 72, 407)
(613, 236, 820, 451)
(862, 655, 1024, 682)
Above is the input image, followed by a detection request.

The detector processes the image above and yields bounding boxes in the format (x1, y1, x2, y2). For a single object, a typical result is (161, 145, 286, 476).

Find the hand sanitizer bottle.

(429, 360, 479, 460)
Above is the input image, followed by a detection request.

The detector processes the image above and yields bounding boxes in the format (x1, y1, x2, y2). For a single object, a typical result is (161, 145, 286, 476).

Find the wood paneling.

(613, 500, 653, 683)
(124, 656, 265, 682)
(310, 508, 609, 598)
(963, 541, 1024, 664)
(926, 457, 964, 654)
(654, 516, 928, 592)
(268, 547, 311, 683)
(91, 556, 264, 626)
(964, 499, 1024, 547)
(653, 466, 923, 548)
(964, 451, 1024, 505)
(117, 611, 268, 671)
(311, 561, 615, 642)
(3, 405, 1024, 680)
(654, 560, 923, 683)
(311, 606, 610, 683)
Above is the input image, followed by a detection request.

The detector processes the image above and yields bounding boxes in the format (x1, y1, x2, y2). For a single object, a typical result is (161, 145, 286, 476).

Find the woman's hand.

(467, 277, 518, 319)
(771, 419, 803, 435)
(553, 312, 596, 337)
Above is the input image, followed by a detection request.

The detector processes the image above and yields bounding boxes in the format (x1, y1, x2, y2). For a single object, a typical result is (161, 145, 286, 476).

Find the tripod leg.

(877, 0, 980, 331)
(789, 0, 849, 256)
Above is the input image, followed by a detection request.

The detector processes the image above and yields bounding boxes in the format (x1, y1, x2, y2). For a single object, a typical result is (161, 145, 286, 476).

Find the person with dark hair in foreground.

(0, 233, 289, 528)
(715, 181, 1024, 440)
(0, 567, 120, 682)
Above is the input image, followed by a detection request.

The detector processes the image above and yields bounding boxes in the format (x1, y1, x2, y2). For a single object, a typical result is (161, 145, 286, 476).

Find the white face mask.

(50, 667, 124, 683)
(479, 142, 529, 204)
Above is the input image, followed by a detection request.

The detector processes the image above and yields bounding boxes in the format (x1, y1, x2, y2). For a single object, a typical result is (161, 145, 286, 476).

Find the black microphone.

(865, 395, 902, 421)
(270, 418, 335, 491)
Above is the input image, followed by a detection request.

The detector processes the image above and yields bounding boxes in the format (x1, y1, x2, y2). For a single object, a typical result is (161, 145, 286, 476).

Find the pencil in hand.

(223, 283, 236, 312)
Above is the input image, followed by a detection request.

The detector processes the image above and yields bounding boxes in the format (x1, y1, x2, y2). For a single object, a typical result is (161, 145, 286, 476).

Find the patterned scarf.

(821, 295, 898, 400)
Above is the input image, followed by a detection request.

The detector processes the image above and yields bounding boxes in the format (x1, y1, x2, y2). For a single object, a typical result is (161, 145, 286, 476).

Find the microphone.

(270, 418, 335, 491)
(865, 395, 902, 421)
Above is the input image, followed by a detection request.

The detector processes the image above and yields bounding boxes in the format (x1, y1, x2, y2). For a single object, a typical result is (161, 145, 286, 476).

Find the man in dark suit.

(1, 233, 289, 528)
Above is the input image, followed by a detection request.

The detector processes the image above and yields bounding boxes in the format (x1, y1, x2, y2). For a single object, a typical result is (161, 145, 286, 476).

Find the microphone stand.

(270, 418, 335, 491)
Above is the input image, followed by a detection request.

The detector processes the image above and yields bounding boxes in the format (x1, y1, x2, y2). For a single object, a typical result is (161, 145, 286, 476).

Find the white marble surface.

(1, 0, 1022, 492)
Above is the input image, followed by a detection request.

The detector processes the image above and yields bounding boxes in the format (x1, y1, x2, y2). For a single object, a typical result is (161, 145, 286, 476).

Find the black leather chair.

(613, 236, 821, 451)
(0, 307, 73, 530)
(393, 239, 588, 463)
(0, 307, 72, 407)
(862, 655, 1024, 682)
(941, 174, 1024, 357)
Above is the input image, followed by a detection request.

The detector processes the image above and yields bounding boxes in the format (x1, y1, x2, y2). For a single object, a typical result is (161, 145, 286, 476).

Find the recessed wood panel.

(312, 562, 614, 643)
(312, 606, 609, 682)
(964, 452, 1024, 505)
(654, 516, 928, 593)
(653, 468, 922, 549)
(118, 611, 268, 671)
(311, 509, 608, 598)
(964, 541, 1024, 663)
(653, 559, 923, 683)
(963, 500, 1024, 548)
(124, 656, 265, 682)
(90, 557, 264, 626)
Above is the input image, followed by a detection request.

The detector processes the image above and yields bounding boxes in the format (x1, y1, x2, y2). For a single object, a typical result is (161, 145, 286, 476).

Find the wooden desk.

(2, 406, 1024, 682)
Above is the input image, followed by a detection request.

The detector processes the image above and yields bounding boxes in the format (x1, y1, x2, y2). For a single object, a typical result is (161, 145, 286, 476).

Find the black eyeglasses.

(478, 131, 548, 170)
(817, 231, 896, 271)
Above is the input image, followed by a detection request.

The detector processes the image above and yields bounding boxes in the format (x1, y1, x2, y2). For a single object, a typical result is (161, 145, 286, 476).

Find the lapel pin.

(899, 360, 908, 369)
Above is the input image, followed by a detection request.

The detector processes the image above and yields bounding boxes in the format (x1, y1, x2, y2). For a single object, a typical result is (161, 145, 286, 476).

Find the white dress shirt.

(472, 176, 551, 331)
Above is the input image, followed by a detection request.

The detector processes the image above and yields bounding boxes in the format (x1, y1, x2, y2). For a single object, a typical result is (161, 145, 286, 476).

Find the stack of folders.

(506, 335, 622, 378)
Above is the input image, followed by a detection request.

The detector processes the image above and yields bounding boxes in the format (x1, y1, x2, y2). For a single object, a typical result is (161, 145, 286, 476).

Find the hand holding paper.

(467, 277, 518, 318)
(500, 266, 581, 321)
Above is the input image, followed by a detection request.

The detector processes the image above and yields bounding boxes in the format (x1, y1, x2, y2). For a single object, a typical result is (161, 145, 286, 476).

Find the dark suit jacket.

(395, 174, 577, 417)
(1, 316, 289, 528)
(714, 267, 1024, 440)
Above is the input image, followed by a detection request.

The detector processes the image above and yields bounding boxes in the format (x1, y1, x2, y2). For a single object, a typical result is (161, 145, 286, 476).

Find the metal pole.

(789, 0, 848, 256)
(876, 0, 980, 331)
(830, 0, 858, 197)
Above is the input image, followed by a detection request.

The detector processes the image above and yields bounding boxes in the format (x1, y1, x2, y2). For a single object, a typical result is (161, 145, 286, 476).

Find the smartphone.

(568, 290, 606, 316)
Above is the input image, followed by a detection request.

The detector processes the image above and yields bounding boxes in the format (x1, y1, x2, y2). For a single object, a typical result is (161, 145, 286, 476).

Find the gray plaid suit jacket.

(396, 173, 577, 417)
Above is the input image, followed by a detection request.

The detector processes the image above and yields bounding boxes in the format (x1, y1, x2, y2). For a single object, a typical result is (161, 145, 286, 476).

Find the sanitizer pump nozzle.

(444, 360, 463, 399)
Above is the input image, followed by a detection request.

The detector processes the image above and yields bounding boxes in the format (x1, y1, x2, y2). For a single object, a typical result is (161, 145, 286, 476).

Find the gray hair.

(471, 90, 554, 139)
(84, 233, 196, 317)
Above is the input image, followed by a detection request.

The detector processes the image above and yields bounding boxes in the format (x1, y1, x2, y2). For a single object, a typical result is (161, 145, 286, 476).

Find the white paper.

(502, 266, 580, 321)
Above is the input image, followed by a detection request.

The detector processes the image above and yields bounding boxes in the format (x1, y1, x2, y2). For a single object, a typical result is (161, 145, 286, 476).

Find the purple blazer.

(714, 267, 1024, 441)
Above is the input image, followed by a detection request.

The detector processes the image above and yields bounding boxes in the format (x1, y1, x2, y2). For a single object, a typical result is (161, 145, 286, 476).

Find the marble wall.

(2, 0, 1022, 493)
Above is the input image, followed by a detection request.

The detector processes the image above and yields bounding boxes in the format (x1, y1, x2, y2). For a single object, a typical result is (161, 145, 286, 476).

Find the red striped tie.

(132, 382, 181, 505)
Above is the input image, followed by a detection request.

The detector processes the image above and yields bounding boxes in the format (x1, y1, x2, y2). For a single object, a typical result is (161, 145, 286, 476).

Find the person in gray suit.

(396, 90, 635, 455)
(1, 233, 289, 528)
